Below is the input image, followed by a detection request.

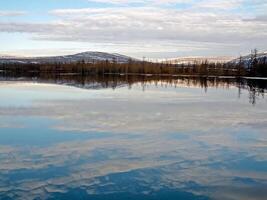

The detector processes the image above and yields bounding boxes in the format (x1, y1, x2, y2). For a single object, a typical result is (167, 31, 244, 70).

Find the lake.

(0, 75, 266, 200)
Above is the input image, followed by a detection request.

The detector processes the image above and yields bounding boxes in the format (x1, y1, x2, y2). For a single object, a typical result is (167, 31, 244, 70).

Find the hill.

(0, 51, 137, 64)
(162, 56, 234, 64)
(229, 52, 267, 67)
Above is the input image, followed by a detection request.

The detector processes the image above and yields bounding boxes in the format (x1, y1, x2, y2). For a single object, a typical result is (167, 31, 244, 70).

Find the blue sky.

(0, 0, 267, 58)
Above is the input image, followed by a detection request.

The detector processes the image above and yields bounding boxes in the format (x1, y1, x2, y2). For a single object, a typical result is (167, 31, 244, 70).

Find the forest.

(1, 51, 267, 77)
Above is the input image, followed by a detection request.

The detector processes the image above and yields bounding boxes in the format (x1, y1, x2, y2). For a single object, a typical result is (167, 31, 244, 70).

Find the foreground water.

(0, 76, 266, 200)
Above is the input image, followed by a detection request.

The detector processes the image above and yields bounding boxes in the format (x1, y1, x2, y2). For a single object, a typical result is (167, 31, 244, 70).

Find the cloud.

(86, 0, 245, 11)
(0, 10, 27, 17)
(0, 1, 267, 57)
(245, 15, 267, 22)
(193, 0, 243, 10)
(1, 7, 266, 44)
(87, 0, 245, 10)
(87, 0, 192, 5)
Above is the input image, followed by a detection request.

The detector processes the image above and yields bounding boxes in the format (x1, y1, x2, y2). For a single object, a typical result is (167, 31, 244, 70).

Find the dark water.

(0, 75, 266, 200)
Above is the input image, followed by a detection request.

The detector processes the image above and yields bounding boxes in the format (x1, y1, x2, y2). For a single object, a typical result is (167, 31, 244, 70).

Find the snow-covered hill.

(163, 56, 234, 64)
(229, 52, 267, 67)
(0, 52, 137, 64)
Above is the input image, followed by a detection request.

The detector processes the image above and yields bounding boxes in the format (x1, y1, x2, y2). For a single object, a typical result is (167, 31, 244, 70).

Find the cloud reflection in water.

(0, 78, 266, 200)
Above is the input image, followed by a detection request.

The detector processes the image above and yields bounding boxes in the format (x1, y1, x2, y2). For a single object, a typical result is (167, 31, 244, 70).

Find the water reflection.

(0, 75, 266, 200)
(0, 74, 266, 105)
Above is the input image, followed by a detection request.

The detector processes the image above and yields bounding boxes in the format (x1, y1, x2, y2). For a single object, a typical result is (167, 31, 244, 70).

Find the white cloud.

(0, 10, 27, 17)
(0, 1, 267, 57)
(3, 7, 265, 43)
(193, 0, 243, 10)
(87, 0, 192, 5)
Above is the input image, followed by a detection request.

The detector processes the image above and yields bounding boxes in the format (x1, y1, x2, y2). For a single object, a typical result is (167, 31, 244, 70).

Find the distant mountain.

(163, 56, 234, 64)
(229, 52, 267, 67)
(164, 52, 267, 67)
(0, 52, 137, 64)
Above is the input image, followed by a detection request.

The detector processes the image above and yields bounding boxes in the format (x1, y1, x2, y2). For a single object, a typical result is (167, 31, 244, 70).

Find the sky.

(0, 0, 267, 59)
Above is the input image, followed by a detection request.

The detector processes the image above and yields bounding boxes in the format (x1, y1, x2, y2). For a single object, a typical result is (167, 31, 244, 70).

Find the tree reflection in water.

(0, 74, 266, 105)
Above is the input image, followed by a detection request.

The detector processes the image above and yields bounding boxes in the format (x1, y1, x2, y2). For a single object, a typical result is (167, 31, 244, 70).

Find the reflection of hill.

(0, 74, 266, 104)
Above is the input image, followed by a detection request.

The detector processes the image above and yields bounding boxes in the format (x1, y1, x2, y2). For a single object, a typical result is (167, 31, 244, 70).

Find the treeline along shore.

(1, 55, 267, 77)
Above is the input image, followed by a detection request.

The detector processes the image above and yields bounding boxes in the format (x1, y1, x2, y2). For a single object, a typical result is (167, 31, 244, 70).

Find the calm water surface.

(0, 76, 266, 200)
